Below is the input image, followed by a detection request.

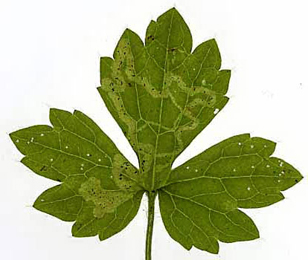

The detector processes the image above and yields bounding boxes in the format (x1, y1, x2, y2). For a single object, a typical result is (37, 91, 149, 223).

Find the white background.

(0, 0, 307, 259)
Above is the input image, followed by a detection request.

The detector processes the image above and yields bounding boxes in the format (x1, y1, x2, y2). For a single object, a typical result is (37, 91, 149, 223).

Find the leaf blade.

(33, 184, 83, 222)
(98, 8, 230, 190)
(160, 134, 302, 253)
(71, 190, 143, 240)
(10, 108, 145, 240)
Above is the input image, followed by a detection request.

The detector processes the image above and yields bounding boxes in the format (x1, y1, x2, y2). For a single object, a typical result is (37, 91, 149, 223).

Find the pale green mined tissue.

(10, 7, 303, 259)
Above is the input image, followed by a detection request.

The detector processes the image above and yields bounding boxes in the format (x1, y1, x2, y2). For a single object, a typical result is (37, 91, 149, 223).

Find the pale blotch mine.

(79, 177, 134, 218)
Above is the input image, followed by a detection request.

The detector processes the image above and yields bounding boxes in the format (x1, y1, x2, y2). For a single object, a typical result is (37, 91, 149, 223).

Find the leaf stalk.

(145, 190, 157, 260)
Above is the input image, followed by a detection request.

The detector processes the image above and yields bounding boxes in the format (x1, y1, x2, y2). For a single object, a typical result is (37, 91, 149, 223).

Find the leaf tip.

(123, 27, 131, 34)
(208, 38, 218, 44)
(253, 229, 260, 240)
(9, 129, 25, 154)
(199, 240, 219, 254)
(293, 172, 304, 186)
(73, 109, 81, 117)
(8, 131, 15, 142)
(98, 232, 112, 241)
(209, 244, 219, 254)
(299, 174, 304, 181)
(32, 198, 41, 211)
(166, 6, 178, 13)
(49, 107, 59, 114)
(71, 224, 80, 238)
(223, 69, 231, 76)
(158, 7, 183, 22)
(186, 244, 193, 251)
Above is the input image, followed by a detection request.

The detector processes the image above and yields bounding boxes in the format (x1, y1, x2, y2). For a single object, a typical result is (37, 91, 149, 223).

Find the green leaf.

(10, 108, 144, 240)
(98, 7, 229, 190)
(10, 7, 303, 258)
(159, 134, 302, 253)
